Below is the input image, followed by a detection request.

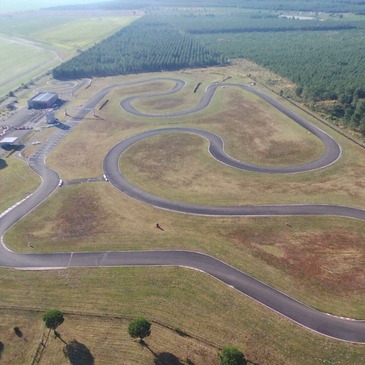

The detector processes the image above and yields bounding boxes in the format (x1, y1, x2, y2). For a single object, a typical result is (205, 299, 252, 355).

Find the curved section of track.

(2, 249, 364, 343)
(105, 131, 365, 218)
(0, 78, 364, 343)
(121, 81, 341, 173)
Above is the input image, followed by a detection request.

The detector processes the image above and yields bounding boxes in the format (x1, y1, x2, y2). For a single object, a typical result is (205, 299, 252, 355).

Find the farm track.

(0, 78, 364, 343)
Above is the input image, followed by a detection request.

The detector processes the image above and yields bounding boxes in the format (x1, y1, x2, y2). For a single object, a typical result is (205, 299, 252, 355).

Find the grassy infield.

(0, 65, 364, 364)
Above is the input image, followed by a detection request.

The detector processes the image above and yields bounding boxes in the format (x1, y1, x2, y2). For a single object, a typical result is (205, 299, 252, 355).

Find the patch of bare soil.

(286, 231, 365, 292)
(228, 226, 365, 294)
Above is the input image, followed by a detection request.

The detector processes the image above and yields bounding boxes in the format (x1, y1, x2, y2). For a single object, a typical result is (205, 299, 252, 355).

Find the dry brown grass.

(2, 65, 365, 364)
(0, 309, 218, 365)
(5, 67, 365, 318)
(231, 59, 296, 94)
(0, 268, 364, 365)
(203, 88, 322, 165)
(227, 223, 365, 294)
(47, 68, 322, 179)
(0, 309, 42, 365)
(120, 130, 365, 208)
(131, 80, 207, 114)
(5, 183, 365, 318)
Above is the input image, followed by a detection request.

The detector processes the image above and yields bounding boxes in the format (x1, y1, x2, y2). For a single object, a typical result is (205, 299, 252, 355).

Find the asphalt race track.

(1, 78, 364, 343)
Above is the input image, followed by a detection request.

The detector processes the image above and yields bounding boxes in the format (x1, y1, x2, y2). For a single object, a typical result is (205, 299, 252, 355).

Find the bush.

(42, 309, 64, 331)
(218, 346, 247, 365)
(128, 317, 151, 341)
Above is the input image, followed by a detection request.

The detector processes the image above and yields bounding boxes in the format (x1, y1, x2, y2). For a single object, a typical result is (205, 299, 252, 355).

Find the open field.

(126, 86, 323, 166)
(33, 15, 137, 56)
(44, 70, 365, 208)
(0, 11, 139, 96)
(0, 36, 56, 94)
(0, 307, 219, 365)
(0, 268, 364, 365)
(1, 64, 365, 363)
(5, 182, 365, 318)
(4, 67, 365, 317)
(0, 157, 39, 213)
(46, 70, 323, 178)
(120, 130, 365, 207)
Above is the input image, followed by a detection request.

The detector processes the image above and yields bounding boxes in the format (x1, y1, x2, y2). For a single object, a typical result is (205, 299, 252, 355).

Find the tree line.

(54, 0, 365, 14)
(52, 20, 225, 80)
(53, 7, 365, 135)
(166, 13, 355, 34)
(194, 18, 365, 134)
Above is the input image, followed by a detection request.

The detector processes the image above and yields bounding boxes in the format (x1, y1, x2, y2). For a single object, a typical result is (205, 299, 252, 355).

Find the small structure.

(0, 136, 18, 147)
(46, 112, 57, 124)
(6, 102, 16, 110)
(28, 92, 58, 109)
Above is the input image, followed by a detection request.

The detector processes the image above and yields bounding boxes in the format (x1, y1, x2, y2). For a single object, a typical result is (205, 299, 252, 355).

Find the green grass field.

(0, 11, 138, 96)
(1, 65, 364, 364)
(0, 36, 55, 94)
(0, 157, 39, 213)
(33, 16, 137, 56)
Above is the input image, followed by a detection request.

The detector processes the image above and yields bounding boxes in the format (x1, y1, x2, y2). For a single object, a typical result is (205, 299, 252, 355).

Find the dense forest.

(184, 13, 365, 134)
(52, 21, 225, 79)
(53, 0, 365, 14)
(52, 2, 365, 135)
(151, 13, 355, 33)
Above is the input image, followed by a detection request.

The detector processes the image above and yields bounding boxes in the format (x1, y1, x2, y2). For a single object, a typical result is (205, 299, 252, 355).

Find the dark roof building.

(28, 92, 58, 109)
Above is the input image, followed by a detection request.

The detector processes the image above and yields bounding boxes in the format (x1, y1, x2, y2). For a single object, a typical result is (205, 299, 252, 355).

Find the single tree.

(128, 317, 151, 342)
(218, 346, 247, 365)
(42, 309, 64, 333)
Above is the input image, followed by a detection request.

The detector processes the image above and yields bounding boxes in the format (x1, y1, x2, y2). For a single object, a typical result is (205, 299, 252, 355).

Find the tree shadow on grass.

(141, 341, 183, 365)
(153, 352, 183, 365)
(63, 340, 94, 365)
(0, 158, 7, 169)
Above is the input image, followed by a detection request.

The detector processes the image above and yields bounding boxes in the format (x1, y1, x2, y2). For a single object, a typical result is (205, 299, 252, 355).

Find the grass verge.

(0, 156, 40, 213)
